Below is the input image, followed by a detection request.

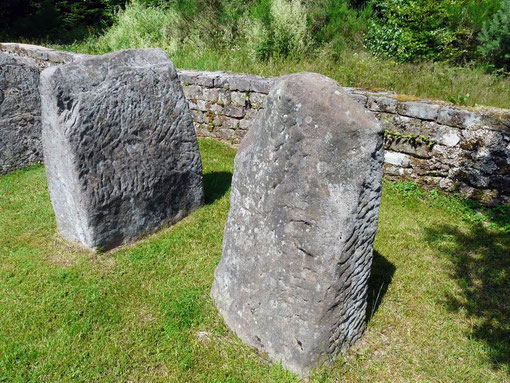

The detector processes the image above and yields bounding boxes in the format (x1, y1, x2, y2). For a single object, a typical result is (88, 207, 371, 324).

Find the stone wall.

(1, 43, 509, 204)
(0, 43, 88, 70)
(179, 69, 510, 204)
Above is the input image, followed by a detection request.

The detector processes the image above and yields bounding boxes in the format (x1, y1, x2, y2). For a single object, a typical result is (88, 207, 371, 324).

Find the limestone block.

(437, 127, 461, 147)
(397, 101, 440, 121)
(368, 96, 398, 113)
(249, 77, 275, 93)
(437, 106, 480, 129)
(384, 151, 411, 167)
(228, 75, 251, 91)
(224, 106, 245, 118)
(211, 72, 384, 376)
(40, 49, 204, 251)
(231, 91, 248, 107)
(178, 69, 199, 85)
(183, 85, 202, 100)
(223, 116, 241, 129)
(249, 92, 267, 109)
(194, 72, 216, 87)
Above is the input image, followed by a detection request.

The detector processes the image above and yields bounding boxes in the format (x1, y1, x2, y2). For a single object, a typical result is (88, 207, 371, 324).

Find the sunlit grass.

(0, 138, 508, 382)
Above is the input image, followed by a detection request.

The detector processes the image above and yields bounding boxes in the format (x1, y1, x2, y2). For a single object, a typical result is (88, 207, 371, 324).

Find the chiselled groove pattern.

(212, 73, 384, 376)
(40, 49, 204, 251)
(0, 52, 42, 175)
(327, 141, 384, 356)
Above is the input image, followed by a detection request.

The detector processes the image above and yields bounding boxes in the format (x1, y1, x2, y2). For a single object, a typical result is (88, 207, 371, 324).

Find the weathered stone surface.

(368, 96, 398, 113)
(397, 101, 440, 121)
(437, 106, 480, 129)
(385, 151, 411, 167)
(211, 72, 384, 376)
(40, 49, 204, 251)
(2, 42, 508, 204)
(0, 52, 42, 175)
(250, 77, 275, 93)
(347, 93, 368, 107)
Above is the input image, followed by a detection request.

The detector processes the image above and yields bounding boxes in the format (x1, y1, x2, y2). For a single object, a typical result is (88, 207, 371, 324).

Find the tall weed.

(83, 1, 179, 54)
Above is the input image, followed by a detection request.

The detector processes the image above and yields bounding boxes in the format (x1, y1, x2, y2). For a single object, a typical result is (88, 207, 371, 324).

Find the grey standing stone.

(211, 72, 384, 376)
(40, 49, 204, 251)
(0, 52, 42, 175)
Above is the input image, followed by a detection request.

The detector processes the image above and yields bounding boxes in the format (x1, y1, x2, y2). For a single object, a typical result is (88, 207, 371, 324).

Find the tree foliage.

(1, 0, 509, 73)
(0, 0, 124, 43)
(364, 0, 502, 63)
(478, 0, 510, 71)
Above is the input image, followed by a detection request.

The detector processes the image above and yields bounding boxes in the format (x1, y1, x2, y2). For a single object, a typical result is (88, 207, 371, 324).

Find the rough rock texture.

(0, 52, 42, 175)
(40, 49, 204, 251)
(211, 73, 384, 376)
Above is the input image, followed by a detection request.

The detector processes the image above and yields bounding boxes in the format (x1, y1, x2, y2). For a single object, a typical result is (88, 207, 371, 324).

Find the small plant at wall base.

(384, 130, 436, 149)
(448, 92, 471, 106)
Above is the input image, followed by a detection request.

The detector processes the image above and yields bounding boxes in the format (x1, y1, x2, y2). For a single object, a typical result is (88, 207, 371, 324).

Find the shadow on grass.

(366, 250, 396, 323)
(203, 171, 233, 205)
(423, 217, 510, 372)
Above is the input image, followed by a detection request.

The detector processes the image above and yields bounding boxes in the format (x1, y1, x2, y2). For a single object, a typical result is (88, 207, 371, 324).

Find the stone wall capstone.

(40, 49, 204, 251)
(211, 73, 384, 376)
(0, 43, 89, 70)
(1, 43, 509, 204)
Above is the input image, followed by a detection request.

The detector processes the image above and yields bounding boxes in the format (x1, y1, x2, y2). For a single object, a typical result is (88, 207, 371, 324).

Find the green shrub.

(86, 1, 179, 54)
(239, 0, 309, 60)
(364, 0, 502, 63)
(478, 0, 510, 71)
(309, 0, 373, 56)
(269, 0, 309, 57)
(365, 0, 463, 62)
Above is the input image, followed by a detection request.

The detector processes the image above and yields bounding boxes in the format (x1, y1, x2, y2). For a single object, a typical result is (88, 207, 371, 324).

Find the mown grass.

(0, 138, 509, 382)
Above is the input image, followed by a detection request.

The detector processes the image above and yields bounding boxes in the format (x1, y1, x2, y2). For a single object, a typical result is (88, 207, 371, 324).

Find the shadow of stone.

(366, 250, 396, 323)
(203, 171, 233, 205)
(423, 211, 510, 372)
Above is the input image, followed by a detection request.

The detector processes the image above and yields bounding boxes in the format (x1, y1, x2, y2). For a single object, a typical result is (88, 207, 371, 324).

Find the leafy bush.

(239, 0, 309, 60)
(0, 0, 124, 43)
(309, 0, 373, 56)
(364, 0, 502, 63)
(270, 0, 308, 57)
(478, 0, 510, 71)
(85, 1, 179, 54)
(365, 0, 463, 62)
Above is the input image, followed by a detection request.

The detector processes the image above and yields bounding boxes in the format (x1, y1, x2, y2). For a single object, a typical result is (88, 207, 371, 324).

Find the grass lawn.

(0, 138, 509, 382)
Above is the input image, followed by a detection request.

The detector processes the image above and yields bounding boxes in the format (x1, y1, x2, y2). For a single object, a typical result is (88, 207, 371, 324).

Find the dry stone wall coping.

(0, 51, 42, 174)
(0, 43, 89, 70)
